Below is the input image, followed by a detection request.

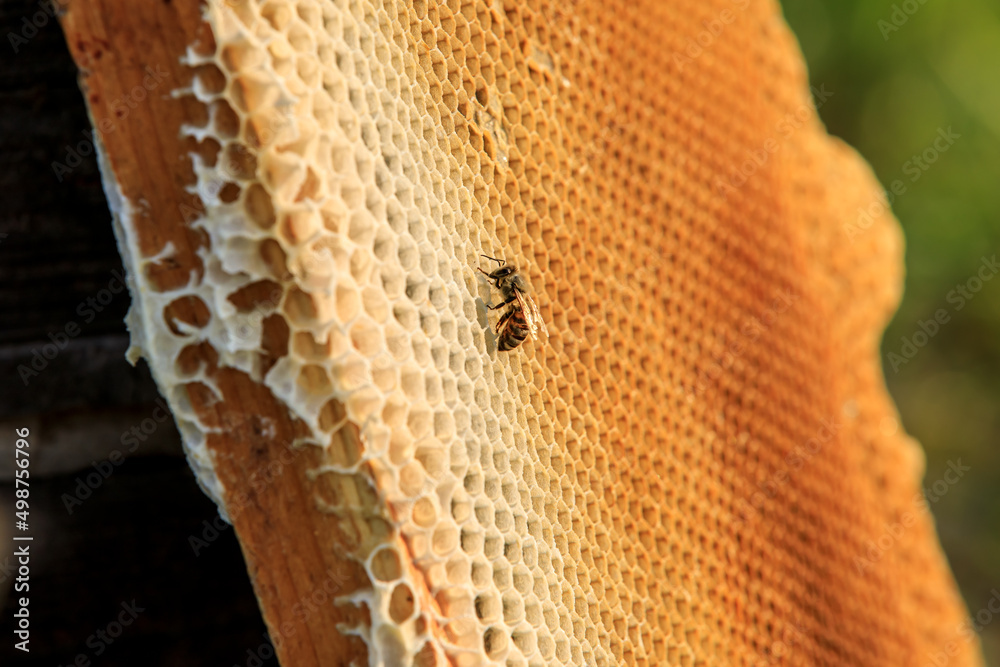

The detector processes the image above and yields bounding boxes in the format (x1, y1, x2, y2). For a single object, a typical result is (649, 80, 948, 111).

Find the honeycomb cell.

(202, 92, 237, 133)
(175, 341, 219, 377)
(193, 63, 227, 95)
(317, 398, 348, 433)
(133, 0, 980, 665)
(431, 524, 459, 557)
(163, 295, 212, 335)
(483, 625, 509, 660)
(412, 496, 438, 529)
(388, 582, 416, 623)
(399, 461, 427, 498)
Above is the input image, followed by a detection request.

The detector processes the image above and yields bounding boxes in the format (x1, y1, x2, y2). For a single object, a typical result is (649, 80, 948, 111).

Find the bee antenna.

(481, 254, 504, 266)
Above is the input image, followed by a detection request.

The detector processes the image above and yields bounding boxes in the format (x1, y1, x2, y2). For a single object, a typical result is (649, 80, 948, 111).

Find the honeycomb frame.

(58, 0, 982, 665)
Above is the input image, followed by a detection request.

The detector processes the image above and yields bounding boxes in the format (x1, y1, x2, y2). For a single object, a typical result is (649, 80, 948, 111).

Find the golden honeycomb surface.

(67, 0, 982, 665)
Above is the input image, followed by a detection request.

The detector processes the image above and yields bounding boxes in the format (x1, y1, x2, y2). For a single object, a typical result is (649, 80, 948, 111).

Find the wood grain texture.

(58, 2, 374, 664)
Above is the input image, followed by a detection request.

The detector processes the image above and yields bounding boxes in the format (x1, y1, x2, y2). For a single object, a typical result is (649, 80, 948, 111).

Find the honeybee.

(477, 255, 548, 351)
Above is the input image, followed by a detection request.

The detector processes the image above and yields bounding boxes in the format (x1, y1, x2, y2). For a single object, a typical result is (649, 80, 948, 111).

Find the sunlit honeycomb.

(114, 0, 981, 665)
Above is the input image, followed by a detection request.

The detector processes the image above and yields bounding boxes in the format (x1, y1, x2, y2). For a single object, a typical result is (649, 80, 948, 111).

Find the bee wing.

(516, 290, 548, 339)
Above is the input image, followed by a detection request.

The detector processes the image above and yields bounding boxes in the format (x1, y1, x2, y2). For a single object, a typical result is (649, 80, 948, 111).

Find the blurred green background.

(781, 0, 1000, 663)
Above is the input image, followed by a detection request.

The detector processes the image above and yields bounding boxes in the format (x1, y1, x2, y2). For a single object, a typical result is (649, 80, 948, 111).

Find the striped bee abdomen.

(497, 305, 531, 351)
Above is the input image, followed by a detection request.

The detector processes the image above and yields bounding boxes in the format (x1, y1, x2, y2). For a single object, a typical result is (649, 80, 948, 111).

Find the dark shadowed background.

(0, 0, 279, 664)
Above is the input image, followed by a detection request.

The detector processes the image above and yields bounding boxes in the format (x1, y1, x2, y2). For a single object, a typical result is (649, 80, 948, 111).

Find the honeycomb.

(94, 0, 981, 665)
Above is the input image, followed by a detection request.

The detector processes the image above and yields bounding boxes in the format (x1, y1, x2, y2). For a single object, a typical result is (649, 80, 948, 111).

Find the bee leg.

(476, 267, 499, 288)
(495, 309, 512, 334)
(487, 294, 517, 311)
